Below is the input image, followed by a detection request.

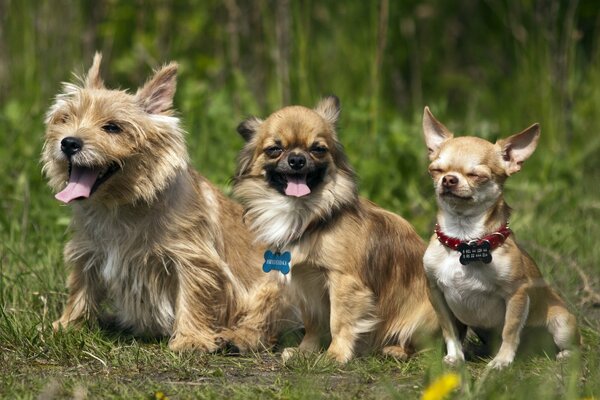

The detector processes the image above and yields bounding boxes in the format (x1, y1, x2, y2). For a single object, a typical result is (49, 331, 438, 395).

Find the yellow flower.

(422, 373, 461, 400)
(155, 391, 169, 400)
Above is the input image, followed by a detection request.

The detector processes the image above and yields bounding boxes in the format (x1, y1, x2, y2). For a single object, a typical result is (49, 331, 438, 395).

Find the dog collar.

(435, 223, 512, 265)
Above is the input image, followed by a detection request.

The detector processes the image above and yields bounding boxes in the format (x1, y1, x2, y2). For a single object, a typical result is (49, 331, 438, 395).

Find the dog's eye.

(102, 122, 122, 134)
(429, 168, 443, 175)
(467, 173, 480, 178)
(55, 113, 69, 124)
(264, 146, 283, 158)
(310, 145, 328, 156)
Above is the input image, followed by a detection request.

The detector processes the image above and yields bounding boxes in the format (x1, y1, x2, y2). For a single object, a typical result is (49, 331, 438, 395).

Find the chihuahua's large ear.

(135, 62, 178, 114)
(423, 106, 453, 160)
(314, 95, 341, 126)
(85, 52, 104, 89)
(237, 116, 263, 142)
(496, 123, 540, 175)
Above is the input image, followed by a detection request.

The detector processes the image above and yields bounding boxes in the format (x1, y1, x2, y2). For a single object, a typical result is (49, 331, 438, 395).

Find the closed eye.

(102, 122, 122, 134)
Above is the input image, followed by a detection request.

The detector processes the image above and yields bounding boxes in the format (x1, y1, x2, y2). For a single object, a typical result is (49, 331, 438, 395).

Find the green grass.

(2, 1, 600, 399)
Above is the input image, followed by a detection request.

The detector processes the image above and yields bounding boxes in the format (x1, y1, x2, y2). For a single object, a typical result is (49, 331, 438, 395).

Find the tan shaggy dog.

(422, 107, 579, 369)
(233, 96, 438, 363)
(41, 53, 285, 352)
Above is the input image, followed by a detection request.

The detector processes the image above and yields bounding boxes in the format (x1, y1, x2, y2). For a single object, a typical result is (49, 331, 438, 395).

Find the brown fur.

(41, 53, 287, 352)
(422, 107, 579, 369)
(233, 96, 438, 363)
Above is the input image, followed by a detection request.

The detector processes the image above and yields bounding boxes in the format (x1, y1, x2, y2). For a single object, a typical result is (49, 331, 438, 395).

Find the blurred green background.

(1, 1, 599, 398)
(2, 0, 598, 228)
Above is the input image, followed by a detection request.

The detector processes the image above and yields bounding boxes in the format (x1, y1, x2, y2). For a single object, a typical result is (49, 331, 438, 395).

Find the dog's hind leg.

(547, 303, 579, 360)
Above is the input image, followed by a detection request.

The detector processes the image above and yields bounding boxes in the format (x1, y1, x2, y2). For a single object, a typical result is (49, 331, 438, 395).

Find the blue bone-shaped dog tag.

(457, 241, 492, 265)
(263, 250, 291, 275)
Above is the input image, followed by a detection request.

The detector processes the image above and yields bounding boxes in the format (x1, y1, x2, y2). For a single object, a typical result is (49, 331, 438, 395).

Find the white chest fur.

(74, 206, 177, 337)
(424, 243, 510, 328)
(97, 241, 175, 336)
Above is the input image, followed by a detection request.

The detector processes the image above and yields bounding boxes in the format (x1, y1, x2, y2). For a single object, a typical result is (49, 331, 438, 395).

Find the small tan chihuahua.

(421, 107, 578, 369)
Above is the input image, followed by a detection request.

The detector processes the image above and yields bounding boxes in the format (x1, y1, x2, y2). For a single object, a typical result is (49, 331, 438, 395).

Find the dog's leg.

(282, 301, 324, 363)
(488, 287, 530, 369)
(169, 259, 226, 353)
(53, 261, 103, 331)
(220, 279, 284, 353)
(426, 282, 465, 366)
(547, 304, 579, 360)
(326, 271, 376, 364)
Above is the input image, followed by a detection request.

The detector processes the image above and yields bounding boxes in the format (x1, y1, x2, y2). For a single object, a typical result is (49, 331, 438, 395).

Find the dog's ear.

(85, 52, 104, 89)
(423, 106, 453, 160)
(496, 123, 540, 175)
(135, 62, 178, 114)
(314, 95, 341, 126)
(235, 144, 256, 177)
(237, 117, 263, 142)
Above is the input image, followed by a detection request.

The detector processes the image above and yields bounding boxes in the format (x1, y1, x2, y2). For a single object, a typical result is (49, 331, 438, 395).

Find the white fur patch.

(71, 206, 177, 337)
(424, 243, 510, 328)
(148, 114, 182, 134)
(236, 171, 355, 250)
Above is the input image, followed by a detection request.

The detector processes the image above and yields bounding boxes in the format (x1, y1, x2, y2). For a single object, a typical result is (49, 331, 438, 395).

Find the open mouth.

(55, 162, 120, 204)
(266, 166, 327, 198)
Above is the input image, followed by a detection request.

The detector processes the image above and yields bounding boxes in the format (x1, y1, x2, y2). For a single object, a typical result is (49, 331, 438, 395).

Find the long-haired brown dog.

(233, 96, 438, 363)
(42, 53, 285, 352)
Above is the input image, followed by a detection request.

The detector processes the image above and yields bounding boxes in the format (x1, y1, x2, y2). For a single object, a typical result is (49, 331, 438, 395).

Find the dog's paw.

(281, 347, 299, 364)
(52, 319, 74, 332)
(218, 327, 268, 354)
(52, 319, 64, 332)
(168, 333, 220, 353)
(556, 350, 572, 360)
(382, 345, 410, 361)
(326, 347, 353, 364)
(487, 356, 513, 370)
(443, 354, 465, 367)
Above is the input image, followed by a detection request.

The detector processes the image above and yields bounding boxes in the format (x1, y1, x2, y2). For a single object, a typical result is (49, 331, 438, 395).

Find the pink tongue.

(55, 166, 100, 204)
(284, 175, 311, 197)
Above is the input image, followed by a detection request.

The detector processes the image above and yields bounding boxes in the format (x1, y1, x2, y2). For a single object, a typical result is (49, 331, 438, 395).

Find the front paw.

(52, 319, 65, 332)
(326, 347, 353, 364)
(52, 318, 76, 332)
(281, 347, 299, 364)
(556, 350, 572, 360)
(382, 345, 410, 361)
(487, 356, 513, 370)
(218, 327, 269, 354)
(169, 332, 220, 353)
(443, 353, 465, 367)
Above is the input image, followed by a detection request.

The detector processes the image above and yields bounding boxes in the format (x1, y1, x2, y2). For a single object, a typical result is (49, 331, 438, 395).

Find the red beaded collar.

(435, 223, 512, 251)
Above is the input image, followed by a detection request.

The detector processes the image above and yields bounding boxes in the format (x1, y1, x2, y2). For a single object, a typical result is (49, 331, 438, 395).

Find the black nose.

(60, 137, 83, 157)
(442, 174, 459, 188)
(288, 153, 306, 170)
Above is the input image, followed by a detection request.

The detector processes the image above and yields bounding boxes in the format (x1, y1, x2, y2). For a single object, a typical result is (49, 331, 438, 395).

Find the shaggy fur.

(421, 107, 579, 369)
(233, 96, 438, 363)
(42, 53, 286, 352)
